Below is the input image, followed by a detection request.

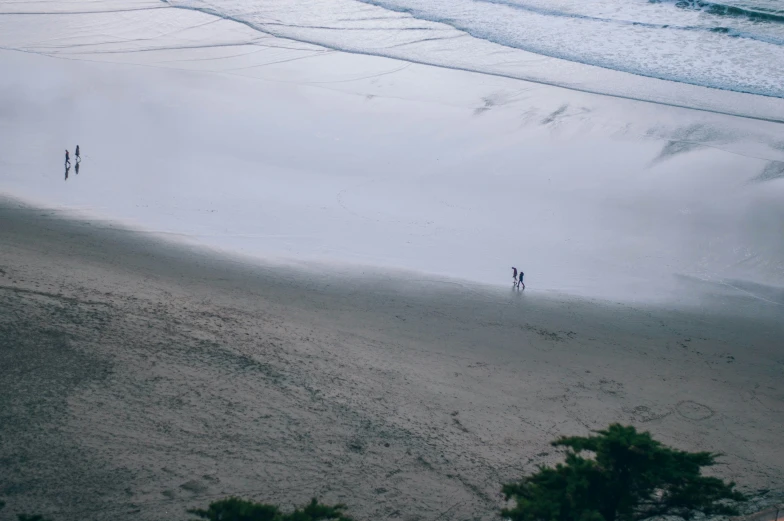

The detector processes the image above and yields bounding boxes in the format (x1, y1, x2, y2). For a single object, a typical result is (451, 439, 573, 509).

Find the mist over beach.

(0, 1, 782, 520)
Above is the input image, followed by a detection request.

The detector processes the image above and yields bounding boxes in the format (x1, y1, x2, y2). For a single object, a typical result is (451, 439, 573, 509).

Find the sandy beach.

(1, 197, 782, 520)
(1, 1, 783, 519)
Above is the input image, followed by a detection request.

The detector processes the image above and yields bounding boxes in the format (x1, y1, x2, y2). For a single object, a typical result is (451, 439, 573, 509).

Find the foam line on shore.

(160, 0, 784, 123)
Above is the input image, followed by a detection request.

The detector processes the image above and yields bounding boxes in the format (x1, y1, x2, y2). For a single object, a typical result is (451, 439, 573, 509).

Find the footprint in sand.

(625, 404, 672, 423)
(676, 400, 714, 421)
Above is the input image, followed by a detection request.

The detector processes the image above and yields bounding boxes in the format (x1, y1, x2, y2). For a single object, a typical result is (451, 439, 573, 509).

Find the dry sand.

(1, 197, 782, 520)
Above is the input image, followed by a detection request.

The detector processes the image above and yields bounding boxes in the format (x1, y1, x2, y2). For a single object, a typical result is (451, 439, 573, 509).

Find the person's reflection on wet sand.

(65, 163, 70, 180)
(74, 161, 80, 175)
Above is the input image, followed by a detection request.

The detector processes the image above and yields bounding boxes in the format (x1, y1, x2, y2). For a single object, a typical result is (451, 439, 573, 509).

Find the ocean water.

(164, 0, 784, 99)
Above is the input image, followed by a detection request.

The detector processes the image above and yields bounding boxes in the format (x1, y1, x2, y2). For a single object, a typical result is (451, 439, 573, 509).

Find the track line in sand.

(716, 282, 784, 307)
(0, 7, 171, 16)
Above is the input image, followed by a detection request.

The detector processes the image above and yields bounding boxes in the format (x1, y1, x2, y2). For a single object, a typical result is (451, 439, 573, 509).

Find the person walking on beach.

(519, 270, 525, 290)
(512, 267, 519, 288)
(75, 145, 80, 161)
(65, 149, 70, 166)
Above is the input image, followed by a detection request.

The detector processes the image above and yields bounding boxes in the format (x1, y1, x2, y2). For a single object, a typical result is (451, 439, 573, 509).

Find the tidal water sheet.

(0, 0, 783, 307)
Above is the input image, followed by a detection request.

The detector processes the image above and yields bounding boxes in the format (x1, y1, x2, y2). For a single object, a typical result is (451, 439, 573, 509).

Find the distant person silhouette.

(512, 267, 519, 288)
(65, 149, 70, 166)
(75, 145, 80, 161)
(519, 271, 525, 290)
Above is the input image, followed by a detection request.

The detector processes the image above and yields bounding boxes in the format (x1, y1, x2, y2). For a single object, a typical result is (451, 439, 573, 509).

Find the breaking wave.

(669, 0, 784, 23)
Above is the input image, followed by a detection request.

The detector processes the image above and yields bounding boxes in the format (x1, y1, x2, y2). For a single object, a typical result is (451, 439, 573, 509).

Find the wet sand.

(0, 197, 782, 520)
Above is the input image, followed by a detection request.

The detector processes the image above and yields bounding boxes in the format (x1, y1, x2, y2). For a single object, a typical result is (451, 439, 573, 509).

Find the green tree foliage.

(189, 497, 354, 521)
(502, 424, 745, 521)
(0, 501, 53, 521)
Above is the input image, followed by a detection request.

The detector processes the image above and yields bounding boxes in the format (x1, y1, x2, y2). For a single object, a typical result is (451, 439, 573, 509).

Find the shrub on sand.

(502, 424, 745, 521)
(0, 502, 53, 521)
(188, 497, 354, 521)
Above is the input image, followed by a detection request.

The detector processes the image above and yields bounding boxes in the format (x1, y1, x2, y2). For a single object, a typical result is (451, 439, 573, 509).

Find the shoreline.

(1, 198, 782, 520)
(3, 193, 783, 317)
(162, 0, 784, 122)
(1, 8, 783, 303)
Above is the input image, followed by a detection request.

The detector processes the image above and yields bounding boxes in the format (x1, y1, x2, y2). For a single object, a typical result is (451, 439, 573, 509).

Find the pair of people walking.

(511, 266, 525, 289)
(64, 145, 81, 180)
(65, 145, 80, 166)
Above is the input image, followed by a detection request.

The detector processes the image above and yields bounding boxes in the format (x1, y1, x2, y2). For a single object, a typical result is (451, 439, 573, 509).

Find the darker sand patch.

(0, 201, 782, 520)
